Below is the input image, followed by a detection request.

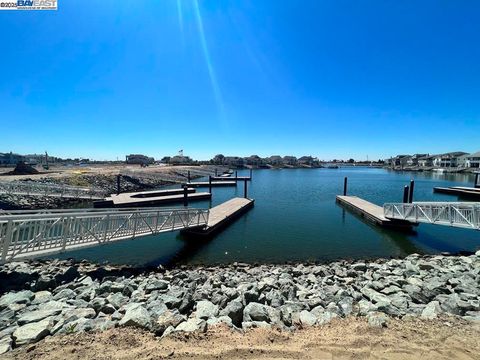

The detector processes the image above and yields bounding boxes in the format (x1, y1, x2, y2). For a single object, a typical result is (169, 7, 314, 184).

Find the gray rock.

(195, 300, 219, 320)
(361, 287, 391, 304)
(367, 312, 388, 328)
(13, 317, 55, 346)
(155, 310, 185, 330)
(107, 292, 128, 309)
(146, 300, 168, 319)
(220, 298, 244, 326)
(316, 311, 337, 325)
(207, 316, 233, 327)
(52, 288, 75, 301)
(421, 301, 442, 319)
(145, 279, 169, 293)
(175, 318, 207, 333)
(32, 291, 53, 305)
(0, 337, 12, 355)
(243, 302, 271, 323)
(119, 305, 151, 329)
(17, 308, 61, 325)
(297, 310, 316, 326)
(0, 290, 34, 309)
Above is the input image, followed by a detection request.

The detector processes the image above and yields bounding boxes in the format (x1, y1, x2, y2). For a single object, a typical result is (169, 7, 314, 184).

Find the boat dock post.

(183, 185, 188, 207)
(116, 175, 121, 195)
(403, 185, 409, 203)
(408, 180, 415, 203)
(343, 177, 348, 196)
(244, 178, 248, 198)
(209, 175, 212, 193)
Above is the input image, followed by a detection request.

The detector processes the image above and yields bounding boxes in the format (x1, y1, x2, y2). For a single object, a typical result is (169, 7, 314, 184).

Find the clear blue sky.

(1, 0, 479, 161)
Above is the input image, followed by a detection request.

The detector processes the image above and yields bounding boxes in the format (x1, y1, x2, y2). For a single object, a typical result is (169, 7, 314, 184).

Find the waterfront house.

(418, 155, 434, 167)
(268, 155, 283, 166)
(223, 156, 245, 167)
(283, 156, 298, 166)
(432, 152, 468, 168)
(466, 151, 480, 168)
(244, 155, 265, 167)
(406, 154, 428, 166)
(392, 155, 410, 168)
(457, 153, 470, 168)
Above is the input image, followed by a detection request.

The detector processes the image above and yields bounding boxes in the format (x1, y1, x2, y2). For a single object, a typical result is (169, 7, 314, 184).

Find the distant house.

(392, 155, 410, 167)
(298, 156, 318, 166)
(126, 154, 155, 165)
(418, 155, 435, 167)
(268, 155, 283, 166)
(457, 153, 470, 168)
(432, 152, 468, 168)
(224, 156, 245, 167)
(406, 154, 428, 166)
(283, 156, 298, 166)
(244, 155, 264, 167)
(466, 151, 480, 168)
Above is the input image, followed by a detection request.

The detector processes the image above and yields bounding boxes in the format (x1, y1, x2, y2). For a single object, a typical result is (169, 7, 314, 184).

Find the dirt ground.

(4, 316, 480, 360)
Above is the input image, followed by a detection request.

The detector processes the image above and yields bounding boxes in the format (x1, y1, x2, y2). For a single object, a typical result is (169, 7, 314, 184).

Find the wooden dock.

(181, 197, 254, 237)
(186, 181, 237, 188)
(433, 186, 480, 199)
(94, 188, 210, 208)
(211, 176, 251, 181)
(336, 195, 413, 228)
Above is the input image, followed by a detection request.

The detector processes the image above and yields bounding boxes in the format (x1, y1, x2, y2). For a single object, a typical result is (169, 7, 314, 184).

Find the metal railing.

(384, 202, 480, 230)
(0, 207, 209, 262)
(0, 181, 105, 199)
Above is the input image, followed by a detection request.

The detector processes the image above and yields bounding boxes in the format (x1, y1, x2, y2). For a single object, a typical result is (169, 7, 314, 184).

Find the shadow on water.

(145, 233, 214, 268)
(338, 205, 423, 255)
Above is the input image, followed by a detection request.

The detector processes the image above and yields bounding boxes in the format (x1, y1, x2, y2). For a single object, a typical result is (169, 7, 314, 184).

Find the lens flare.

(192, 0, 225, 121)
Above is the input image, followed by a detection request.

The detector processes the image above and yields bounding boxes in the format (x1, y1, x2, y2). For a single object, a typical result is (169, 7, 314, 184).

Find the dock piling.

(116, 175, 121, 195)
(235, 171, 238, 181)
(244, 179, 248, 198)
(408, 180, 415, 203)
(403, 185, 409, 203)
(209, 175, 212, 194)
(343, 177, 348, 196)
(187, 171, 190, 182)
(183, 185, 188, 207)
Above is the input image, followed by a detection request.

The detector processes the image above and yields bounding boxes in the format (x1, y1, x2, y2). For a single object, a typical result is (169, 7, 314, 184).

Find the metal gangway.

(0, 181, 105, 200)
(384, 202, 480, 230)
(0, 207, 209, 263)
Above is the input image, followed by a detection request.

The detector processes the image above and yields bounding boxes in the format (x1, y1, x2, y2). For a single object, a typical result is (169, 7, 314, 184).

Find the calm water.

(54, 168, 480, 266)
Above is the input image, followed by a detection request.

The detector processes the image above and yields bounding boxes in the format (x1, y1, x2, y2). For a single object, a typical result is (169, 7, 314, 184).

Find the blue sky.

(1, 0, 479, 161)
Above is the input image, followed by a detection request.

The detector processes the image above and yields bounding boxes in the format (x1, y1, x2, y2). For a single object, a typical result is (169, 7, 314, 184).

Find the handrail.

(384, 202, 480, 230)
(0, 207, 209, 262)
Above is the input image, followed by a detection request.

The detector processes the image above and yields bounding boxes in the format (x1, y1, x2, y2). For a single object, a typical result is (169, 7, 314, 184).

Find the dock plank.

(336, 195, 413, 228)
(186, 181, 237, 187)
(181, 197, 254, 236)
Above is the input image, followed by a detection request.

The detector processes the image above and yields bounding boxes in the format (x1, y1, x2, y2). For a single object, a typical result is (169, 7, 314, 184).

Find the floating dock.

(186, 181, 237, 188)
(336, 195, 414, 229)
(211, 176, 251, 181)
(94, 188, 209, 208)
(181, 197, 254, 237)
(433, 186, 480, 199)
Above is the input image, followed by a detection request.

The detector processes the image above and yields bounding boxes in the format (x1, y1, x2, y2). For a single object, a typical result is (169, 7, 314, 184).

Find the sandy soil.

(4, 316, 480, 360)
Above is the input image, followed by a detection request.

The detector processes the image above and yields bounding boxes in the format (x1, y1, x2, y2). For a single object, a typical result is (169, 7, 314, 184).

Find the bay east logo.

(0, 0, 57, 10)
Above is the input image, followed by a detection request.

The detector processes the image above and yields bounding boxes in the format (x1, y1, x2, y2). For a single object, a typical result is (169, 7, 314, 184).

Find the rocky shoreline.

(1, 253, 479, 355)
